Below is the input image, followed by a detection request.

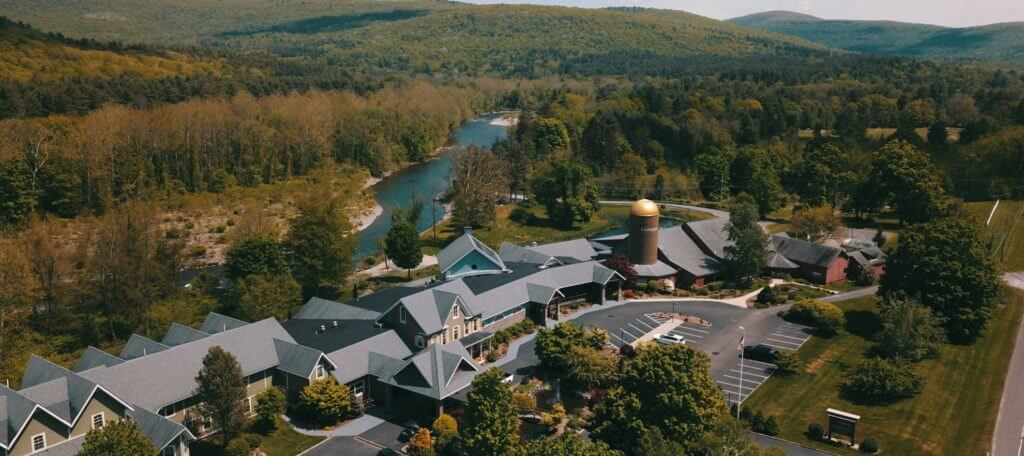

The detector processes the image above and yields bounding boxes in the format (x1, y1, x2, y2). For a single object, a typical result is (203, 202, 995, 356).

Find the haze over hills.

(1, 0, 834, 78)
(730, 10, 1024, 62)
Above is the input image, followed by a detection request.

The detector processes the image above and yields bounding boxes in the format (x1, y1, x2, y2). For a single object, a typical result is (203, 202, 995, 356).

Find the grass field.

(743, 289, 1023, 455)
(964, 200, 1024, 271)
(421, 203, 710, 254)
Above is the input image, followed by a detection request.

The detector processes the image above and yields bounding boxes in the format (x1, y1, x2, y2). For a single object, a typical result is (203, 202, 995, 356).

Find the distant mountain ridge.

(730, 11, 1024, 62)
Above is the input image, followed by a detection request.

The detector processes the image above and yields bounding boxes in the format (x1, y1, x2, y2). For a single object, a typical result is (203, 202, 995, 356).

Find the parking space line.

(723, 375, 763, 386)
(639, 314, 662, 327)
(766, 337, 802, 346)
(668, 329, 705, 339)
(739, 358, 776, 367)
(678, 323, 710, 333)
(730, 369, 768, 378)
(769, 332, 808, 341)
(629, 322, 650, 335)
(609, 332, 629, 346)
(717, 381, 755, 392)
(634, 318, 655, 331)
(764, 343, 798, 351)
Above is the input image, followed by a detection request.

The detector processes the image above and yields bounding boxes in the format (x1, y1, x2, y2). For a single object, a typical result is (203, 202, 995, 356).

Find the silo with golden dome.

(627, 199, 660, 265)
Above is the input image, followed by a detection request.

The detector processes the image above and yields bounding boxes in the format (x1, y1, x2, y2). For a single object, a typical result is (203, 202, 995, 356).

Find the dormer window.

(453, 305, 460, 319)
(92, 412, 105, 429)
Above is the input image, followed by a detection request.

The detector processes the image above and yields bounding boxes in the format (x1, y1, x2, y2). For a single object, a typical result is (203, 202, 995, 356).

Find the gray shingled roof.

(119, 334, 169, 360)
(391, 289, 472, 336)
(498, 242, 560, 266)
(327, 331, 412, 384)
(295, 297, 382, 320)
(656, 227, 722, 277)
(74, 347, 124, 373)
(770, 234, 843, 268)
(81, 318, 295, 410)
(524, 239, 597, 262)
(161, 323, 210, 346)
(632, 260, 679, 278)
(684, 218, 733, 259)
(768, 252, 800, 269)
(34, 436, 83, 456)
(0, 384, 51, 449)
(436, 233, 507, 276)
(526, 283, 562, 304)
(200, 312, 248, 334)
(379, 342, 481, 400)
(128, 406, 194, 450)
(274, 339, 332, 378)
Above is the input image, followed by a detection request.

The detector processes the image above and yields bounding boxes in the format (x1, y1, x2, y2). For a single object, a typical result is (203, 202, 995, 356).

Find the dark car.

(742, 343, 777, 362)
(398, 421, 420, 442)
(378, 448, 402, 456)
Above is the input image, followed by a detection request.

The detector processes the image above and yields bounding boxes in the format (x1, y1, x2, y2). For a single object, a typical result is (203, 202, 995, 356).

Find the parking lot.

(583, 301, 816, 407)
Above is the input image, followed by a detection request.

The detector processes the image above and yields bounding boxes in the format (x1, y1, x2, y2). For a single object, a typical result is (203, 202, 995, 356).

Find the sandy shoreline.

(353, 176, 384, 231)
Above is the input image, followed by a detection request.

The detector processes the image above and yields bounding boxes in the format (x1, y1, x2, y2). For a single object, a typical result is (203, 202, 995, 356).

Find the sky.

(462, 0, 1024, 27)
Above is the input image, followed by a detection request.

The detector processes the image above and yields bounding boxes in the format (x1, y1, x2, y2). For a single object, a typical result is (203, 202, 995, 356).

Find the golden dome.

(630, 199, 660, 217)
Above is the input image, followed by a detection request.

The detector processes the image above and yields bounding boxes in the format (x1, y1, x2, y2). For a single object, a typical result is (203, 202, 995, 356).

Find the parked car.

(378, 449, 402, 456)
(653, 333, 686, 345)
(743, 343, 776, 361)
(398, 421, 420, 442)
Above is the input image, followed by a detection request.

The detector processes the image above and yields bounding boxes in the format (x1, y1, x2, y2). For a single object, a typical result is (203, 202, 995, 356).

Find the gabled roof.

(74, 347, 124, 373)
(161, 323, 210, 347)
(295, 297, 382, 321)
(379, 342, 481, 400)
(119, 334, 169, 360)
(389, 289, 473, 336)
(273, 339, 334, 378)
(654, 226, 722, 277)
(80, 318, 296, 410)
(683, 218, 733, 259)
(200, 312, 248, 334)
(498, 242, 562, 266)
(632, 260, 679, 278)
(770, 234, 844, 268)
(0, 384, 62, 450)
(849, 246, 886, 267)
(20, 356, 134, 423)
(437, 233, 507, 276)
(768, 252, 800, 269)
(128, 406, 195, 450)
(526, 283, 563, 304)
(525, 238, 598, 262)
(327, 330, 413, 384)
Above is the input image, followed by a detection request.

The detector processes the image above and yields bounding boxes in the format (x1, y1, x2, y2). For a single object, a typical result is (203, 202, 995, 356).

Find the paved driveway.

(992, 273, 1024, 456)
(302, 436, 381, 456)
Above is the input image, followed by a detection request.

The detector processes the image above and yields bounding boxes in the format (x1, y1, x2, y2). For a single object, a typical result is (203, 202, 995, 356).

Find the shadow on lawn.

(843, 309, 882, 340)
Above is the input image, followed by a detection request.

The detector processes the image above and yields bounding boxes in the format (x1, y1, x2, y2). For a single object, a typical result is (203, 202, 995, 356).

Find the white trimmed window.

(243, 397, 253, 413)
(32, 433, 46, 452)
(453, 305, 459, 318)
(314, 364, 326, 380)
(161, 446, 176, 456)
(399, 306, 406, 324)
(453, 325, 460, 340)
(92, 412, 105, 429)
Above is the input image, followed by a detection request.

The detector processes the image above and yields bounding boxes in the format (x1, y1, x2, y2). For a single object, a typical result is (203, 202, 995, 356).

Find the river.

(355, 112, 511, 259)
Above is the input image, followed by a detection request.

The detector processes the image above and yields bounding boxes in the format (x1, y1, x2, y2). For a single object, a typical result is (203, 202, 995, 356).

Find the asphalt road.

(993, 273, 1024, 456)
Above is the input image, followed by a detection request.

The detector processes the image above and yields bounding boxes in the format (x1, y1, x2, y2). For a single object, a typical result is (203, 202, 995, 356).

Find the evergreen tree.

(285, 196, 356, 297)
(0, 159, 38, 227)
(457, 368, 522, 456)
(694, 153, 730, 201)
(194, 346, 247, 445)
(927, 121, 948, 145)
(79, 420, 158, 456)
(385, 220, 422, 278)
(723, 194, 767, 285)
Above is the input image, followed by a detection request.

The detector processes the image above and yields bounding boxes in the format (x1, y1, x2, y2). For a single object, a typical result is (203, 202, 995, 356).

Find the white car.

(653, 333, 686, 345)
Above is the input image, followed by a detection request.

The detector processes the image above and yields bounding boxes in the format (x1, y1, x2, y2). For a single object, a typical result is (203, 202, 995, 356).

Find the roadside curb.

(752, 432, 840, 455)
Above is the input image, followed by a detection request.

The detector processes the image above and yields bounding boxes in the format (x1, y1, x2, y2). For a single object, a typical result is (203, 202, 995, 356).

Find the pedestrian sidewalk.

(283, 413, 385, 437)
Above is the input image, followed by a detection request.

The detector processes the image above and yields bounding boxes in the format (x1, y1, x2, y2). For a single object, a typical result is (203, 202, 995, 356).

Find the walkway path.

(820, 285, 878, 302)
(992, 272, 1024, 456)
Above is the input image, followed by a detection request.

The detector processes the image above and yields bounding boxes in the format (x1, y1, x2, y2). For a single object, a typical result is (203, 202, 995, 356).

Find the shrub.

(566, 416, 586, 430)
(493, 330, 510, 344)
(785, 299, 845, 333)
(242, 434, 262, 449)
(773, 350, 801, 374)
(227, 218, 237, 226)
(224, 439, 250, 456)
(646, 280, 661, 291)
(184, 221, 195, 229)
(860, 438, 879, 453)
(215, 225, 227, 233)
(165, 228, 184, 239)
(756, 286, 777, 305)
(540, 404, 566, 435)
(254, 388, 286, 431)
(636, 282, 649, 292)
(514, 392, 537, 411)
(485, 350, 501, 362)
(509, 206, 532, 224)
(844, 358, 923, 401)
(407, 428, 435, 456)
(762, 416, 780, 436)
(190, 245, 207, 257)
(297, 377, 351, 425)
(808, 423, 824, 439)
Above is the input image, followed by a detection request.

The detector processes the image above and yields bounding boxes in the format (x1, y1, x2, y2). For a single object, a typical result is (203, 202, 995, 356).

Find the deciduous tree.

(723, 194, 767, 284)
(457, 368, 522, 456)
(285, 196, 356, 297)
(79, 420, 158, 456)
(876, 297, 944, 361)
(385, 221, 422, 278)
(866, 140, 946, 224)
(298, 377, 351, 425)
(225, 237, 289, 280)
(451, 147, 509, 228)
(790, 206, 844, 243)
(234, 273, 301, 322)
(531, 159, 600, 228)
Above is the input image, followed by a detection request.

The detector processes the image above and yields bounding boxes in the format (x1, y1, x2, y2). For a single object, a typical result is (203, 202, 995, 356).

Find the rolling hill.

(730, 11, 1024, 62)
(1, 1, 834, 78)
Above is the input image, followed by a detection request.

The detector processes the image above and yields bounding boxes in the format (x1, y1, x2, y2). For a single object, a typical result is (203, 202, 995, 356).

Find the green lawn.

(822, 280, 862, 293)
(190, 418, 325, 456)
(964, 200, 1024, 271)
(743, 289, 1023, 455)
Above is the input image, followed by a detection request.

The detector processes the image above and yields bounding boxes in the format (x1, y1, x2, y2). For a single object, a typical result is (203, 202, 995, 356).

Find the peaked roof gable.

(74, 347, 124, 373)
(120, 334, 169, 360)
(770, 234, 843, 268)
(200, 312, 248, 334)
(161, 323, 210, 346)
(437, 233, 507, 276)
(274, 339, 335, 378)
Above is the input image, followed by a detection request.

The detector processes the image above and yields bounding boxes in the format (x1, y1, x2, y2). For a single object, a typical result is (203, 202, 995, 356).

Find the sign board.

(826, 408, 860, 444)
